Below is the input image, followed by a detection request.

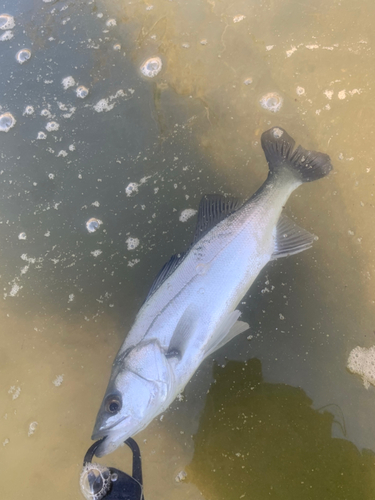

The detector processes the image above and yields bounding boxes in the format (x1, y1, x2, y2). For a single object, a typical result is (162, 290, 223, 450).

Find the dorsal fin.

(145, 252, 185, 301)
(193, 194, 243, 244)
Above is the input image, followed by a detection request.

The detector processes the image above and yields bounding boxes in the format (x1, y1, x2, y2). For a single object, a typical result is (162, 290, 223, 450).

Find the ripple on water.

(16, 49, 31, 64)
(86, 218, 102, 233)
(0, 112, 16, 132)
(76, 86, 89, 98)
(259, 92, 283, 113)
(140, 57, 162, 78)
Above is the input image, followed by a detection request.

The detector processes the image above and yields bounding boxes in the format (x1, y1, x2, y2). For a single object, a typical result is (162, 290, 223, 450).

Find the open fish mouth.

(91, 415, 128, 441)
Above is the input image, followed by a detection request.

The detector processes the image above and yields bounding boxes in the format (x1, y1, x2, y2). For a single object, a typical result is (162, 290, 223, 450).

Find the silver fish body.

(92, 127, 332, 457)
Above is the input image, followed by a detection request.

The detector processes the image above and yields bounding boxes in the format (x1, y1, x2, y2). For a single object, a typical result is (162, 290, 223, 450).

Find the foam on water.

(233, 14, 246, 23)
(76, 86, 89, 98)
(37, 131, 47, 140)
(16, 49, 31, 64)
(8, 386, 21, 399)
(91, 249, 102, 257)
(140, 57, 162, 78)
(62, 76, 76, 90)
(0, 112, 16, 132)
(93, 99, 114, 113)
(126, 237, 139, 250)
(18, 232, 27, 240)
(93, 90, 128, 112)
(296, 86, 305, 96)
(0, 14, 15, 30)
(28, 422, 38, 437)
(113, 43, 121, 51)
(40, 108, 51, 118)
(259, 92, 283, 113)
(23, 105, 34, 116)
(106, 18, 116, 27)
(125, 182, 139, 196)
(45, 121, 59, 131)
(175, 470, 187, 483)
(52, 374, 64, 387)
(179, 208, 197, 222)
(0, 30, 13, 41)
(347, 346, 375, 389)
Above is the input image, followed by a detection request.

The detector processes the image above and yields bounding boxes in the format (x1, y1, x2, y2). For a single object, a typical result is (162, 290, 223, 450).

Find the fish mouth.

(92, 424, 131, 458)
(91, 415, 128, 441)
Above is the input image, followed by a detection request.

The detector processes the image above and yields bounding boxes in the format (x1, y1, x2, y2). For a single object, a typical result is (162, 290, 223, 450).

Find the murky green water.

(1, 0, 375, 498)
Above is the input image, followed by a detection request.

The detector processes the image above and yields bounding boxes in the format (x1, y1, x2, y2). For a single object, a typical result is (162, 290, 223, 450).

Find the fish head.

(91, 339, 173, 457)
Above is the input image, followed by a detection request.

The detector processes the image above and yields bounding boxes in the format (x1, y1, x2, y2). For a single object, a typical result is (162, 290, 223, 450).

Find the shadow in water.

(187, 359, 375, 500)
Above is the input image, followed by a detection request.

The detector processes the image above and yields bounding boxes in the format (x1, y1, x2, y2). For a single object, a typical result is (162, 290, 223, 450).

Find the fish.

(91, 127, 332, 457)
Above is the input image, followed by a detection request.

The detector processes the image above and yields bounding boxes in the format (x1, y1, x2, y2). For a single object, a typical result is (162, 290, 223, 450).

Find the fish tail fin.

(261, 127, 333, 183)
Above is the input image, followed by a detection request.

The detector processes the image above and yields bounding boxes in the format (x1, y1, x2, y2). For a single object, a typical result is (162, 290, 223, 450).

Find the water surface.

(1, 0, 375, 498)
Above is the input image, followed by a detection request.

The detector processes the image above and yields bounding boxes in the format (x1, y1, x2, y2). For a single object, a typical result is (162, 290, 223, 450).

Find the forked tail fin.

(261, 127, 333, 182)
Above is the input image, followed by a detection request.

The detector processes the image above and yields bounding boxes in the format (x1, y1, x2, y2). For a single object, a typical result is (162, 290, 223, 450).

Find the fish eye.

(105, 395, 122, 414)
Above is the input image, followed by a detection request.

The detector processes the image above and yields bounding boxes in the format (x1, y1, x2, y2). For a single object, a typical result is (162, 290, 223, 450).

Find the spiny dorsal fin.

(145, 252, 185, 301)
(193, 194, 243, 244)
(271, 214, 317, 260)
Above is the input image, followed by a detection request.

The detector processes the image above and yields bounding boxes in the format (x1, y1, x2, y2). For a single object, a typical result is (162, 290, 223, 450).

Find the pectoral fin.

(167, 304, 198, 359)
(271, 214, 316, 260)
(204, 310, 249, 359)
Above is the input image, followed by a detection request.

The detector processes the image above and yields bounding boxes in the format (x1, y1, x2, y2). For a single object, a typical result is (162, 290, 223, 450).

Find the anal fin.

(271, 214, 316, 260)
